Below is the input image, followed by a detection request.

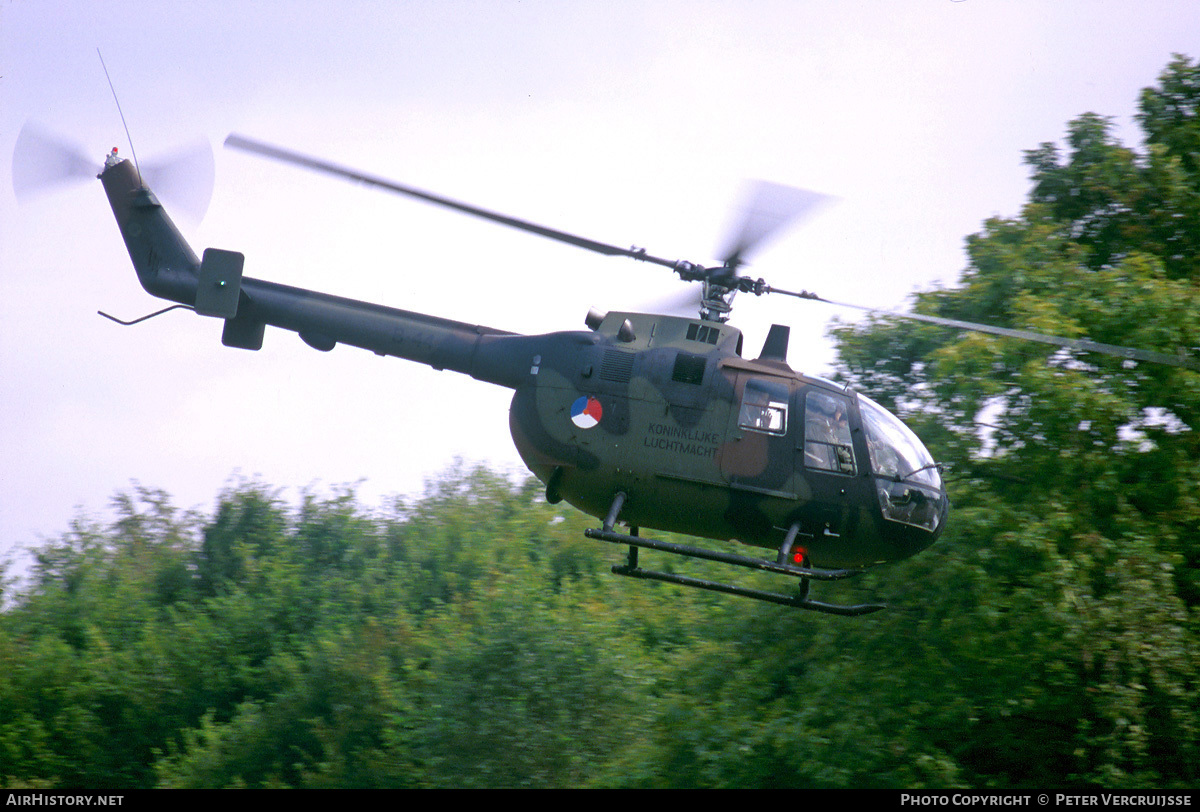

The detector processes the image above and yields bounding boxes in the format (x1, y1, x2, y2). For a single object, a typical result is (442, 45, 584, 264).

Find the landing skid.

(584, 492, 886, 616)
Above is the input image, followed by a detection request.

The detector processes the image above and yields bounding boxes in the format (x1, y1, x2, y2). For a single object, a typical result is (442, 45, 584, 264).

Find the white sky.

(2, 0, 1198, 573)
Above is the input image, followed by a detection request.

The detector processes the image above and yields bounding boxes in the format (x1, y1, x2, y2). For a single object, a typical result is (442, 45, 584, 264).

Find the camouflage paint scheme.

(101, 157, 947, 571)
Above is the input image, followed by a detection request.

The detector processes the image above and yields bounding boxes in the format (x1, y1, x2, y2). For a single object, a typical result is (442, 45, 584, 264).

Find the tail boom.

(100, 156, 535, 389)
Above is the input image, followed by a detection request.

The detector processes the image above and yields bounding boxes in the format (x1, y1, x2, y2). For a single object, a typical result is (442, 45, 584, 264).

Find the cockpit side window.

(804, 391, 856, 475)
(737, 377, 788, 435)
(857, 394, 942, 489)
(857, 393, 944, 532)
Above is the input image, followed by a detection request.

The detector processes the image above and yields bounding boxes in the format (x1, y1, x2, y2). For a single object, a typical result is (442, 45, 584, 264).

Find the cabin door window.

(804, 391, 856, 475)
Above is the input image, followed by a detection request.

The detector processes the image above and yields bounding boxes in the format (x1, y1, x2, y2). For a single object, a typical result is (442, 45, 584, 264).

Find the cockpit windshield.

(857, 394, 942, 489)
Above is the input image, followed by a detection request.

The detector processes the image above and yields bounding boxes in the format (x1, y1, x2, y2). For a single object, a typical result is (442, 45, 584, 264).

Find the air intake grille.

(600, 350, 635, 383)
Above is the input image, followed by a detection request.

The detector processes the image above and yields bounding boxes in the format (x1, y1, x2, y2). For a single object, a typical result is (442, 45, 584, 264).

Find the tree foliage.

(2, 57, 1198, 789)
(830, 54, 1200, 787)
(1, 467, 666, 788)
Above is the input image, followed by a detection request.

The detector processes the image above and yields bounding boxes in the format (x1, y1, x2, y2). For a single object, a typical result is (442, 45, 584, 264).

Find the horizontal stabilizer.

(222, 312, 264, 350)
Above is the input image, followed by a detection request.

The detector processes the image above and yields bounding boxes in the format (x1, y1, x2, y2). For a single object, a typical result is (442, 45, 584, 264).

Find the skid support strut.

(583, 493, 886, 615)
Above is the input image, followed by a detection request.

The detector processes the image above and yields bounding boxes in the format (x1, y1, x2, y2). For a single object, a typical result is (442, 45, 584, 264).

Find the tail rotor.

(12, 122, 215, 222)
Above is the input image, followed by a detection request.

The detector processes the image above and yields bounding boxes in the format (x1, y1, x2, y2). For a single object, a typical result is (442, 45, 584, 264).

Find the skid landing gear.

(583, 492, 886, 616)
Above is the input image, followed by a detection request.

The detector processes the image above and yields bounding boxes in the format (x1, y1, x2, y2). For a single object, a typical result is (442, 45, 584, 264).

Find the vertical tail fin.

(99, 155, 201, 305)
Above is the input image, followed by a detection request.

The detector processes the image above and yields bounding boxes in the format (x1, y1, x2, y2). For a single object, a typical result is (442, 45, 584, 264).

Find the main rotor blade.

(768, 286, 1200, 372)
(638, 285, 706, 318)
(719, 180, 833, 270)
(225, 134, 684, 270)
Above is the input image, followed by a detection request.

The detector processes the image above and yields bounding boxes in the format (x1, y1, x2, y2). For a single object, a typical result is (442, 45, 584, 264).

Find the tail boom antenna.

(97, 48, 141, 186)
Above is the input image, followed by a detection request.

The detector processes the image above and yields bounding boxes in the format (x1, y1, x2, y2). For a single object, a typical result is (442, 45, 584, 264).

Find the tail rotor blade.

(12, 123, 95, 199)
(142, 139, 215, 222)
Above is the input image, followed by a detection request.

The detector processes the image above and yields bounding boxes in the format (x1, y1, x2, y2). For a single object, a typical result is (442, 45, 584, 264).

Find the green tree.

(824, 55, 1200, 787)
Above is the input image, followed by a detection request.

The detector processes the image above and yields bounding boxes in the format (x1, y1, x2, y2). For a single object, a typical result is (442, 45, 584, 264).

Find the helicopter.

(82, 133, 1200, 615)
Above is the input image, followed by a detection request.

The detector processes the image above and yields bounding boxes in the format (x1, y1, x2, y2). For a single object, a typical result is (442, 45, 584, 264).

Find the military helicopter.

(67, 133, 1197, 614)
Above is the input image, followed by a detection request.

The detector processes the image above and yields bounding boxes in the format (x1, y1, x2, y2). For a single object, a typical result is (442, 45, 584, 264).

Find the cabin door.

(718, 373, 798, 498)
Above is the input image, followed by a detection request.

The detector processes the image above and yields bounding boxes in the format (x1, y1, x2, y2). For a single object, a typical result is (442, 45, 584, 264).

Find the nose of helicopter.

(856, 393, 949, 556)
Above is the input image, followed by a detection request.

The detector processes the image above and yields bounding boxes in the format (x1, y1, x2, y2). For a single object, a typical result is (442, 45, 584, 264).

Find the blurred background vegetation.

(2, 56, 1197, 789)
